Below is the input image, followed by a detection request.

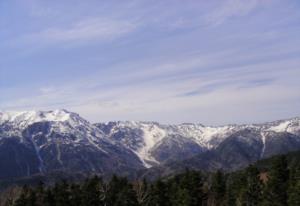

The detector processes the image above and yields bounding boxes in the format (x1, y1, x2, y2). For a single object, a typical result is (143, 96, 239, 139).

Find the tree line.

(0, 154, 299, 206)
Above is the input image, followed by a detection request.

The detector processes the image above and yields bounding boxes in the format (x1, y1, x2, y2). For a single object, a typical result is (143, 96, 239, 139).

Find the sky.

(1, 0, 300, 125)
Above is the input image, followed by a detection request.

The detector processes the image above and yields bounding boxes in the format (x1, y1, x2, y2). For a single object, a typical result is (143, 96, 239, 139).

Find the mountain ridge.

(1, 109, 299, 127)
(0, 109, 300, 180)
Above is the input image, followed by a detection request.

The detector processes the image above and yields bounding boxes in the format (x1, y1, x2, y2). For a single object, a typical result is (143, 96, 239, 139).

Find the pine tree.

(177, 170, 204, 206)
(14, 193, 27, 206)
(175, 187, 191, 206)
(287, 166, 300, 206)
(287, 181, 300, 206)
(132, 178, 149, 206)
(262, 155, 289, 206)
(69, 183, 82, 206)
(36, 181, 46, 206)
(27, 189, 37, 206)
(43, 189, 55, 206)
(14, 186, 29, 206)
(229, 171, 247, 206)
(53, 180, 71, 206)
(81, 176, 103, 206)
(148, 180, 170, 206)
(106, 175, 138, 206)
(236, 188, 247, 206)
(210, 170, 226, 206)
(225, 181, 236, 206)
(244, 165, 262, 206)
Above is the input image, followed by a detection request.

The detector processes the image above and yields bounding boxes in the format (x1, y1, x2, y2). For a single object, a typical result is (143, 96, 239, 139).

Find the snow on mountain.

(97, 121, 167, 167)
(1, 110, 300, 171)
(0, 109, 111, 168)
(0, 110, 72, 126)
(97, 117, 300, 168)
(0, 110, 146, 178)
(0, 109, 95, 133)
(0, 110, 105, 141)
(173, 123, 240, 149)
(97, 122, 244, 167)
(135, 123, 166, 167)
(266, 117, 300, 134)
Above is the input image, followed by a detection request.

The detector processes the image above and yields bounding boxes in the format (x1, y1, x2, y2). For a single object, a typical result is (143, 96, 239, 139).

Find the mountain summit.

(0, 110, 300, 179)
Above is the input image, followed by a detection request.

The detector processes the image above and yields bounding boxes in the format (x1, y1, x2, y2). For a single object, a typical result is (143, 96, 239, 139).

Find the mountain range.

(0, 109, 300, 180)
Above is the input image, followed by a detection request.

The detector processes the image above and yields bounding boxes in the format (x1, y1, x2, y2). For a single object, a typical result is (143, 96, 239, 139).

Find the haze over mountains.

(0, 109, 300, 180)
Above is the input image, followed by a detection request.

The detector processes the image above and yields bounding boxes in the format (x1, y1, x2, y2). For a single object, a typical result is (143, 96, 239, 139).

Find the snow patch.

(137, 124, 166, 167)
(268, 121, 290, 132)
(30, 135, 45, 173)
(260, 132, 266, 158)
(0, 110, 72, 129)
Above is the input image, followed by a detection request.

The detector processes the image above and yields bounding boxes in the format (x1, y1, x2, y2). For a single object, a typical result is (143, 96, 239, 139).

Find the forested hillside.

(0, 151, 299, 206)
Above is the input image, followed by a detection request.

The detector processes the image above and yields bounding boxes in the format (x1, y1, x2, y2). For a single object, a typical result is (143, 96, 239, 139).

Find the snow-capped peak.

(0, 110, 108, 156)
(266, 117, 300, 133)
(1, 109, 72, 123)
(0, 109, 92, 132)
(96, 117, 300, 168)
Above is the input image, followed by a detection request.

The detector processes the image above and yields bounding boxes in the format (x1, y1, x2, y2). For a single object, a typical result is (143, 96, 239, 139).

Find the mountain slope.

(0, 110, 144, 179)
(95, 121, 240, 167)
(141, 127, 300, 179)
(96, 118, 300, 168)
(0, 110, 300, 180)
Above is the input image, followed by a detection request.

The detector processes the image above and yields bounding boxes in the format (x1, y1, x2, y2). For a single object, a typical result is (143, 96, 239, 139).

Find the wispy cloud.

(18, 17, 138, 47)
(206, 0, 268, 26)
(2, 47, 299, 124)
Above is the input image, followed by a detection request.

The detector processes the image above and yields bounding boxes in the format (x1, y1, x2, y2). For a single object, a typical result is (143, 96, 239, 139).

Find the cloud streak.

(20, 17, 138, 47)
(1, 47, 299, 124)
(206, 0, 269, 26)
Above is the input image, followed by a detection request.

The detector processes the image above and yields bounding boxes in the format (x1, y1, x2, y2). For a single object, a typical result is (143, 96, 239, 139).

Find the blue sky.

(1, 0, 300, 125)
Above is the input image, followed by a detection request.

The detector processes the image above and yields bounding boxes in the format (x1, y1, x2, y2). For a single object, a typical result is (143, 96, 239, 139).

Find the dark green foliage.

(14, 186, 29, 206)
(287, 166, 300, 206)
(148, 180, 170, 206)
(81, 176, 102, 206)
(133, 178, 149, 205)
(262, 155, 289, 206)
(69, 183, 82, 206)
(106, 175, 138, 206)
(27, 189, 37, 206)
(53, 181, 71, 206)
(10, 152, 300, 206)
(288, 180, 300, 206)
(43, 189, 55, 206)
(244, 165, 262, 205)
(210, 170, 226, 205)
(225, 173, 245, 206)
